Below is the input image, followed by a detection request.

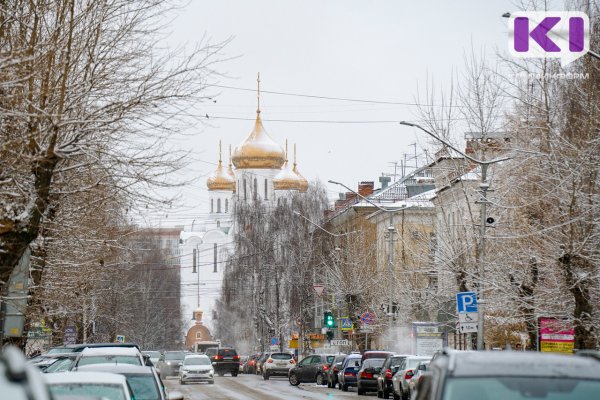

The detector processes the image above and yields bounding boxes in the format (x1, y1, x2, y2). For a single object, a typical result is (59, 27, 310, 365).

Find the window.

(225, 198, 229, 213)
(264, 178, 268, 199)
(217, 198, 221, 213)
(243, 178, 247, 200)
(253, 178, 257, 200)
(196, 332, 203, 340)
(210, 199, 214, 213)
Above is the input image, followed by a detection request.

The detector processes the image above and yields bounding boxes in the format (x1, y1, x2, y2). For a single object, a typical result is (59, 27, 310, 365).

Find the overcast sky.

(145, 0, 517, 228)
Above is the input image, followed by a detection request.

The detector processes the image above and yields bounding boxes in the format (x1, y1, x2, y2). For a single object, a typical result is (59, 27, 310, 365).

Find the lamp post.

(399, 121, 510, 350)
(327, 180, 398, 335)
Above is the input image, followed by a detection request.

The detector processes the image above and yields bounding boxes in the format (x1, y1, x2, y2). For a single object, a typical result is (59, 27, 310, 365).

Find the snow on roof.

(44, 371, 129, 385)
(74, 364, 153, 374)
(80, 347, 141, 356)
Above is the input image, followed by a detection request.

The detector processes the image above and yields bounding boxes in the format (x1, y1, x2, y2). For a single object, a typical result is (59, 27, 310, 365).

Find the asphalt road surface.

(164, 373, 374, 400)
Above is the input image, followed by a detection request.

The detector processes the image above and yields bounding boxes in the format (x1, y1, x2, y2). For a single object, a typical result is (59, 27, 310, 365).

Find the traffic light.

(324, 311, 335, 328)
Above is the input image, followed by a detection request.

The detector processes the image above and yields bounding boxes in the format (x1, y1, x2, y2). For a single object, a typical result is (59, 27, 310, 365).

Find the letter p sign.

(508, 11, 589, 66)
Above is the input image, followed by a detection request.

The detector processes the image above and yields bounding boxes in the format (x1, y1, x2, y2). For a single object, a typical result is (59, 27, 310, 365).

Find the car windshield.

(49, 383, 126, 400)
(185, 357, 210, 365)
(78, 355, 140, 366)
(391, 357, 407, 368)
(442, 377, 600, 400)
(143, 351, 160, 358)
(126, 375, 160, 400)
(46, 347, 71, 354)
(44, 358, 74, 373)
(406, 358, 429, 369)
(165, 352, 186, 360)
(271, 353, 292, 360)
(219, 349, 237, 357)
(363, 358, 384, 368)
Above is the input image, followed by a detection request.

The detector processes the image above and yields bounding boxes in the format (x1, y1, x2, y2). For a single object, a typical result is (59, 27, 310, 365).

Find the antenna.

(256, 72, 261, 114)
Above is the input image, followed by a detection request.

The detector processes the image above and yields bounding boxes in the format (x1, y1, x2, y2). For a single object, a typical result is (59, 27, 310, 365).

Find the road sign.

(341, 317, 353, 331)
(313, 284, 325, 296)
(361, 324, 375, 333)
(270, 345, 279, 351)
(64, 326, 77, 345)
(331, 339, 349, 346)
(270, 337, 280, 346)
(458, 313, 479, 323)
(456, 292, 478, 313)
(360, 312, 375, 325)
(458, 323, 478, 333)
(115, 334, 125, 343)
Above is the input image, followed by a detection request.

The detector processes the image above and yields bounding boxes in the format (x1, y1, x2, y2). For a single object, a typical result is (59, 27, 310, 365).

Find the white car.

(45, 371, 133, 400)
(73, 347, 144, 369)
(262, 352, 295, 380)
(179, 354, 214, 384)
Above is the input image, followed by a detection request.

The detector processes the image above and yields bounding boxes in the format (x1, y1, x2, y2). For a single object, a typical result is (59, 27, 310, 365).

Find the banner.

(538, 317, 575, 354)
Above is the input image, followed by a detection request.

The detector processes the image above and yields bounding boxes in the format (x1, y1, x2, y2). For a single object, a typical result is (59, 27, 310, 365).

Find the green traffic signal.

(325, 311, 335, 328)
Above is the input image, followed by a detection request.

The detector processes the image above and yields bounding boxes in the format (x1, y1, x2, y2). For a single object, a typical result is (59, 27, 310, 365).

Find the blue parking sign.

(456, 292, 478, 313)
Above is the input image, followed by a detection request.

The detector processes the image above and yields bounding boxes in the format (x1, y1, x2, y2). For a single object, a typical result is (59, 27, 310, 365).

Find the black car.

(357, 357, 386, 395)
(326, 354, 346, 388)
(205, 347, 239, 376)
(413, 349, 600, 400)
(288, 354, 335, 386)
(377, 354, 410, 398)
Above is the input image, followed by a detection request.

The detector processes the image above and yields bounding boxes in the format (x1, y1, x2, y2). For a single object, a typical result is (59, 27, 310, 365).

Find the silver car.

(179, 354, 214, 384)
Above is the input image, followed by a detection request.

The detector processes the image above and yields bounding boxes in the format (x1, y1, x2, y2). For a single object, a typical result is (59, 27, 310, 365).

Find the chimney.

(358, 181, 374, 197)
(379, 176, 391, 190)
(345, 192, 357, 202)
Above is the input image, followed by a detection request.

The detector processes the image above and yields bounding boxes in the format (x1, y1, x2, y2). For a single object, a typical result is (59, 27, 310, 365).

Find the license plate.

(276, 363, 286, 366)
(373, 374, 379, 378)
(224, 357, 233, 360)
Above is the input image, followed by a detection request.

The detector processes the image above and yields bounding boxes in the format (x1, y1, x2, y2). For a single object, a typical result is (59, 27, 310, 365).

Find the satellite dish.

(486, 217, 495, 224)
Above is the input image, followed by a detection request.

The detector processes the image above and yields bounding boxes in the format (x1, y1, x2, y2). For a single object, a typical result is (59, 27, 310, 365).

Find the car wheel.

(358, 385, 365, 395)
(231, 371, 238, 377)
(209, 380, 214, 384)
(383, 387, 390, 399)
(263, 372, 269, 380)
(179, 379, 184, 385)
(327, 379, 332, 388)
(393, 391, 400, 400)
(342, 384, 348, 392)
(401, 388, 408, 400)
(378, 389, 383, 398)
(289, 372, 300, 386)
(217, 371, 225, 377)
(316, 373, 325, 385)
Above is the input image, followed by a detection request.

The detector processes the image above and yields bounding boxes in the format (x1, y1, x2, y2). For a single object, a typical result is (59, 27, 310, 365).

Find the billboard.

(538, 317, 575, 354)
(412, 322, 447, 356)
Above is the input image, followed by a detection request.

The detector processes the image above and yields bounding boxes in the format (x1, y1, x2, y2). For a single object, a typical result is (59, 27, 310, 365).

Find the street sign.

(331, 339, 349, 346)
(361, 324, 375, 333)
(115, 334, 125, 343)
(270, 345, 279, 351)
(341, 317, 353, 331)
(64, 326, 77, 345)
(270, 337, 280, 346)
(458, 323, 478, 333)
(360, 312, 375, 325)
(456, 292, 478, 313)
(313, 284, 325, 296)
(458, 313, 479, 323)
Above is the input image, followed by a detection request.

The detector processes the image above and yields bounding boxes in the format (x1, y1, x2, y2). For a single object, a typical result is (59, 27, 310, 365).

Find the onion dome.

(231, 73, 285, 169)
(206, 141, 235, 191)
(274, 140, 301, 191)
(292, 143, 309, 193)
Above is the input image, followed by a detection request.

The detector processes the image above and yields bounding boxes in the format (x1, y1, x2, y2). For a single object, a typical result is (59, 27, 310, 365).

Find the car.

(30, 353, 78, 373)
(72, 346, 145, 370)
(28, 352, 75, 372)
(243, 354, 260, 374)
(391, 355, 431, 400)
(142, 351, 161, 366)
(179, 354, 214, 385)
(74, 363, 183, 400)
(254, 353, 268, 375)
(64, 342, 141, 353)
(156, 351, 187, 379)
(412, 349, 600, 400)
(204, 347, 240, 376)
(288, 354, 335, 386)
(44, 371, 134, 400)
(0, 346, 52, 400)
(376, 354, 411, 399)
(238, 355, 248, 372)
(407, 360, 430, 395)
(326, 354, 347, 388)
(262, 352, 295, 380)
(357, 357, 386, 395)
(337, 353, 362, 391)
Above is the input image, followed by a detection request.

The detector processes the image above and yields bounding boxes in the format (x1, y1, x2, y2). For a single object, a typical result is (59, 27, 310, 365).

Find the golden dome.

(292, 143, 309, 192)
(207, 142, 235, 191)
(274, 141, 301, 191)
(232, 112, 285, 169)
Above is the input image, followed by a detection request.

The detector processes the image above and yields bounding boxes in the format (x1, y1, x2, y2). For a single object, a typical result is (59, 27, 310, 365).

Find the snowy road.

(164, 373, 373, 400)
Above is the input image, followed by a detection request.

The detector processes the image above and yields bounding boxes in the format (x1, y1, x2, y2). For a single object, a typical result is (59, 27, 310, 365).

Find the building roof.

(232, 112, 285, 169)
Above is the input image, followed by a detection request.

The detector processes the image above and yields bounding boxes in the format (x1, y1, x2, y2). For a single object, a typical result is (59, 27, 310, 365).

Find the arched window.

(217, 198, 221, 213)
(210, 199, 214, 213)
(253, 178, 257, 200)
(264, 178, 268, 199)
(225, 199, 229, 213)
(243, 178, 247, 200)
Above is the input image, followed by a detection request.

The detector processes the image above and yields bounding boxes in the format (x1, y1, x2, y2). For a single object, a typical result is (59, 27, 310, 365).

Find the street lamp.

(399, 121, 510, 350)
(327, 179, 399, 333)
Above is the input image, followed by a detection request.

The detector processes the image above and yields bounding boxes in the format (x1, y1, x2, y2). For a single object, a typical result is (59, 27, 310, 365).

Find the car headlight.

(181, 368, 189, 373)
(166, 362, 172, 365)
(209, 369, 214, 374)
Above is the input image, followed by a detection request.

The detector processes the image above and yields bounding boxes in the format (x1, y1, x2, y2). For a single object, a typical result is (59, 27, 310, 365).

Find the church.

(180, 78, 309, 349)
